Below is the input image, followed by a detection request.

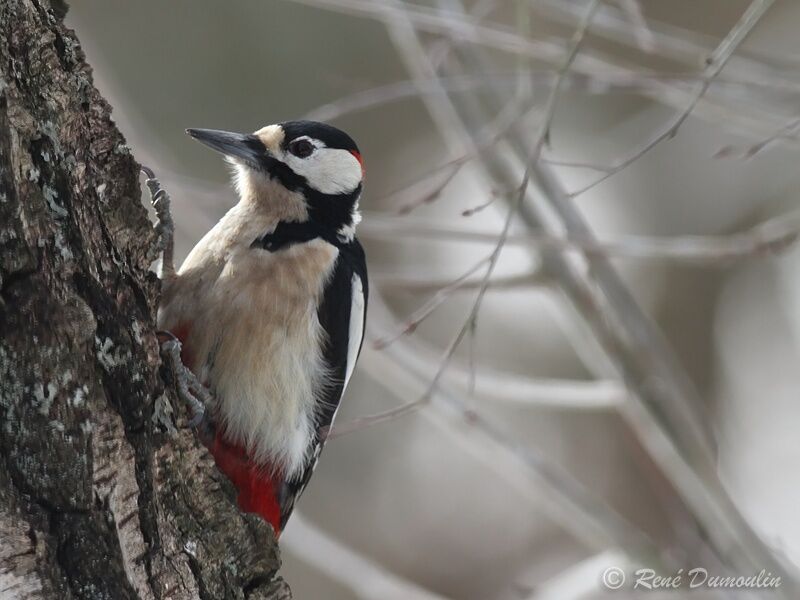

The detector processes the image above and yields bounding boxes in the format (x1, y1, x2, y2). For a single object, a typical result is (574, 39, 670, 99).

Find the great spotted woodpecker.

(149, 120, 368, 536)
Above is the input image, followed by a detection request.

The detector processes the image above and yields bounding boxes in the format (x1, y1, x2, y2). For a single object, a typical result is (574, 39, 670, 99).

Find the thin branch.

(614, 0, 655, 53)
(360, 209, 800, 263)
(436, 0, 798, 589)
(326, 396, 425, 439)
(453, 369, 625, 410)
(541, 157, 614, 173)
(460, 193, 500, 217)
(372, 256, 491, 350)
(524, 161, 800, 594)
(715, 117, 800, 159)
(372, 321, 628, 410)
(428, 0, 501, 70)
(322, 290, 660, 564)
(306, 65, 798, 213)
(282, 514, 449, 600)
(390, 72, 536, 214)
(568, 0, 777, 197)
(418, 0, 602, 404)
(305, 70, 800, 125)
(396, 161, 464, 215)
(341, 0, 602, 433)
(338, 311, 661, 558)
(535, 0, 604, 156)
(534, 0, 794, 85)
(290, 0, 788, 95)
(466, 315, 477, 395)
(287, 0, 576, 66)
(291, 0, 799, 143)
(371, 269, 547, 292)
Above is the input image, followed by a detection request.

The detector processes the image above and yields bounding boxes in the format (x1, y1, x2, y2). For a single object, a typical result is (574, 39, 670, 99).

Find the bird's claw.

(187, 409, 206, 430)
(158, 335, 214, 435)
(141, 165, 176, 279)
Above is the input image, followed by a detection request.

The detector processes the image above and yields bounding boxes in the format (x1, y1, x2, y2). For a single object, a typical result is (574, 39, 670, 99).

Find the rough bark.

(0, 1, 290, 598)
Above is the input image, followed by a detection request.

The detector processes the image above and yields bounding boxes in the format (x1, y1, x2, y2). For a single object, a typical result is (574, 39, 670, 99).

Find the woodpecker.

(150, 120, 368, 536)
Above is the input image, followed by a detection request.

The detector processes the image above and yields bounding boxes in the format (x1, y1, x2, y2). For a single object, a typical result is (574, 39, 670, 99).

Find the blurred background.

(67, 1, 800, 598)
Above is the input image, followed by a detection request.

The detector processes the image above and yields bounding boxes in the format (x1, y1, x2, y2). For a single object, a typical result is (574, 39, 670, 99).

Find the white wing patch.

(343, 273, 365, 392)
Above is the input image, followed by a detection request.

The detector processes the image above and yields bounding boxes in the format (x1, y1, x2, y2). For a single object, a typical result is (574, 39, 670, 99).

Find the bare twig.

(434, 0, 798, 590)
(390, 67, 536, 214)
(460, 197, 498, 217)
(360, 209, 800, 264)
(371, 269, 547, 292)
(534, 0, 794, 85)
(282, 514, 449, 600)
(372, 256, 491, 349)
(537, 0, 603, 156)
(372, 318, 628, 410)
(396, 161, 464, 215)
(715, 117, 800, 159)
(541, 157, 614, 173)
(296, 0, 798, 591)
(326, 397, 425, 439)
(291, 0, 799, 142)
(342, 0, 602, 433)
(343, 307, 661, 558)
(614, 0, 655, 53)
(305, 70, 800, 125)
(417, 0, 602, 402)
(287, 0, 582, 66)
(428, 0, 500, 70)
(568, 0, 777, 197)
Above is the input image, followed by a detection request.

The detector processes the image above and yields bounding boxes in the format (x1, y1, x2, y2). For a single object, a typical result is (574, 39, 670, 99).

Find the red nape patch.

(209, 433, 283, 536)
(349, 150, 365, 175)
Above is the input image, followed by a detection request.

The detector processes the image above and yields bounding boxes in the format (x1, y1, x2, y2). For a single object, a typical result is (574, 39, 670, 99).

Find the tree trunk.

(0, 1, 290, 598)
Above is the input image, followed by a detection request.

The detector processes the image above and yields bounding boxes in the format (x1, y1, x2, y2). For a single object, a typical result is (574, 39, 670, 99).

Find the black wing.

(278, 239, 368, 529)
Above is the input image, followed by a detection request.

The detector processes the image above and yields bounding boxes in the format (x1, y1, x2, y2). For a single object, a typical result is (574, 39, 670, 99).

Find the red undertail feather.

(210, 432, 284, 536)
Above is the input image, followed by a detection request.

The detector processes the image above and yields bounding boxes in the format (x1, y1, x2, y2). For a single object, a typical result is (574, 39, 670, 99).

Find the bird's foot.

(158, 332, 214, 440)
(141, 165, 176, 280)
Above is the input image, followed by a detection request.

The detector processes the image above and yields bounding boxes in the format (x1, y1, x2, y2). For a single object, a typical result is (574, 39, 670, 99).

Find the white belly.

(161, 237, 339, 479)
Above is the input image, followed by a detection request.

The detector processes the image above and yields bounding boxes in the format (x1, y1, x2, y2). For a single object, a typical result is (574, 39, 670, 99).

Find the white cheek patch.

(284, 148, 362, 195)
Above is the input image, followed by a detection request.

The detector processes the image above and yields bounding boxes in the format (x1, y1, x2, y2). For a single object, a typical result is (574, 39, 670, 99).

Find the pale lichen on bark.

(0, 0, 289, 598)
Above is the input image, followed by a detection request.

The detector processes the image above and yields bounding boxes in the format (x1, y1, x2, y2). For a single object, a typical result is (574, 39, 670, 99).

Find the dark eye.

(288, 139, 314, 158)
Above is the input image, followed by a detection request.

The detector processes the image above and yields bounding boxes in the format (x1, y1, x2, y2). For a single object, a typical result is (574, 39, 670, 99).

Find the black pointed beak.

(186, 128, 265, 163)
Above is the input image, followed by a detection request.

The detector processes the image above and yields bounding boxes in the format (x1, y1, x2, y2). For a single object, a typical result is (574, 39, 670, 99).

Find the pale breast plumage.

(205, 239, 339, 477)
(157, 199, 346, 479)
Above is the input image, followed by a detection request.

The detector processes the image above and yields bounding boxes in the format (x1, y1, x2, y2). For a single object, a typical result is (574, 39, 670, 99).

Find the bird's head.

(187, 120, 364, 242)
